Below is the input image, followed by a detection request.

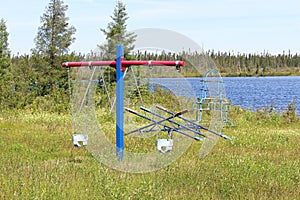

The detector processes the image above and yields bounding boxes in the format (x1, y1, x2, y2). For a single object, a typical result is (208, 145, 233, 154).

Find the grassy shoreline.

(182, 72, 300, 78)
(0, 108, 299, 199)
(220, 71, 300, 77)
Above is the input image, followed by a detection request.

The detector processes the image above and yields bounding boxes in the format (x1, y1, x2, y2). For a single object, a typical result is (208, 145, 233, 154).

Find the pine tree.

(31, 0, 76, 97)
(0, 18, 12, 108)
(99, 0, 136, 59)
(33, 0, 76, 69)
(0, 18, 10, 69)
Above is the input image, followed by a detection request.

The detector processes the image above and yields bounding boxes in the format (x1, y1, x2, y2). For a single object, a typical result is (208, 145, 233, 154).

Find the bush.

(282, 98, 298, 123)
(27, 86, 70, 113)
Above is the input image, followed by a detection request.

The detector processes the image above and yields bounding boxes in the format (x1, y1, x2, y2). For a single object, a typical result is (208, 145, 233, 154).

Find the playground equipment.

(125, 105, 231, 140)
(63, 44, 186, 160)
(194, 69, 233, 126)
(62, 42, 231, 172)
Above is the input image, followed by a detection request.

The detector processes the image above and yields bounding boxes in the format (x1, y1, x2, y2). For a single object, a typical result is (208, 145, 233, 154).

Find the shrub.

(282, 97, 298, 124)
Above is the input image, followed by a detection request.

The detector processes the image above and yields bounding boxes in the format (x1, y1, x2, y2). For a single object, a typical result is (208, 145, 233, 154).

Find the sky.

(1, 0, 300, 55)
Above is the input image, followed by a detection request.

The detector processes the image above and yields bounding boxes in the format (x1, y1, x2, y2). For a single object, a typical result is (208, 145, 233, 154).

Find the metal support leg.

(116, 44, 124, 161)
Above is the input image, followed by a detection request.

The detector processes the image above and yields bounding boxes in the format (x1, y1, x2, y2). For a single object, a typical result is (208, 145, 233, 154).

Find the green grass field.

(0, 108, 299, 199)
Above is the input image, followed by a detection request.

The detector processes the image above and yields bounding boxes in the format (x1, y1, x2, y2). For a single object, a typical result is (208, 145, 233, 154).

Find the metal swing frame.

(62, 44, 184, 161)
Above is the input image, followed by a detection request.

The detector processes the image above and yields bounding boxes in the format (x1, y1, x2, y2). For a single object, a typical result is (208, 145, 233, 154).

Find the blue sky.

(1, 0, 300, 55)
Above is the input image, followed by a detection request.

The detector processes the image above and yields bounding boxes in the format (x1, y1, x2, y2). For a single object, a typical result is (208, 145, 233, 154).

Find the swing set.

(62, 44, 232, 161)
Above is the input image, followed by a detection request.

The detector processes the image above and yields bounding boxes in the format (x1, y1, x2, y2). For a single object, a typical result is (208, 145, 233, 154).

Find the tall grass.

(0, 107, 299, 199)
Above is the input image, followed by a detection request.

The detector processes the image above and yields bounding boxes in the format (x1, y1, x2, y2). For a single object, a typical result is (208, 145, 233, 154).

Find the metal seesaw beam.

(155, 105, 232, 140)
(125, 107, 203, 141)
(140, 106, 207, 138)
(125, 107, 170, 134)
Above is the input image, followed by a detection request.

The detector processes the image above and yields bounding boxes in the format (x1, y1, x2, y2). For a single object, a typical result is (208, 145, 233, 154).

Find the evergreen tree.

(10, 55, 36, 108)
(0, 18, 13, 108)
(31, 0, 76, 97)
(0, 18, 10, 69)
(32, 0, 76, 69)
(99, 0, 136, 59)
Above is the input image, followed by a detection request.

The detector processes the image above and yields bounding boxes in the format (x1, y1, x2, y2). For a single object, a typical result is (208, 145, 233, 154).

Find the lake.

(151, 76, 300, 115)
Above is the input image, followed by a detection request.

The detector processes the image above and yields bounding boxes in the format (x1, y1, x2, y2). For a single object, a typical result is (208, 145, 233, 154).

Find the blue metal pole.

(116, 44, 124, 161)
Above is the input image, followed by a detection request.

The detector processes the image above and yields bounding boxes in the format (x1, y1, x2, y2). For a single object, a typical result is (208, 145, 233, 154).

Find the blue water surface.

(151, 76, 300, 115)
(223, 76, 300, 115)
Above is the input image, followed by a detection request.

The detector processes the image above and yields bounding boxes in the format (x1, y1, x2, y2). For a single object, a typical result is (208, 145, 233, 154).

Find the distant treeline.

(210, 50, 300, 76)
(131, 50, 300, 77)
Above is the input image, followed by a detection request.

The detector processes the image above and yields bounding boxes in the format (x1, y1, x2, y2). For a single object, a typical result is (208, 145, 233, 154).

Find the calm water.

(151, 76, 300, 115)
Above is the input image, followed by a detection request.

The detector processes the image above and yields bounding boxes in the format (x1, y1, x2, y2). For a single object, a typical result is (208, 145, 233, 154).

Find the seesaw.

(155, 105, 232, 140)
(125, 105, 232, 153)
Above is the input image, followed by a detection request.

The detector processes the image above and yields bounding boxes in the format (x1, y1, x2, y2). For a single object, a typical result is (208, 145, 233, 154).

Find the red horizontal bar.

(62, 60, 185, 70)
(62, 61, 116, 67)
